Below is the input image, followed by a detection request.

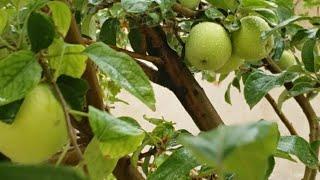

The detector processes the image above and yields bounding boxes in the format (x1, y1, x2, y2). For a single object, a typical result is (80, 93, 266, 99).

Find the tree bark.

(143, 27, 224, 131)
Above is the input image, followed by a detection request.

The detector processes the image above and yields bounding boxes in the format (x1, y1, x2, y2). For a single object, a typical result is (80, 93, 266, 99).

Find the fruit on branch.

(232, 16, 274, 61)
(216, 54, 245, 74)
(185, 22, 232, 71)
(179, 0, 201, 9)
(0, 84, 68, 164)
(276, 50, 296, 70)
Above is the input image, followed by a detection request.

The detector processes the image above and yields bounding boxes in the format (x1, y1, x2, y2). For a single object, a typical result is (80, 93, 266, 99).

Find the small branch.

(39, 58, 83, 161)
(110, 45, 163, 66)
(263, 57, 320, 180)
(265, 93, 298, 135)
(172, 3, 198, 18)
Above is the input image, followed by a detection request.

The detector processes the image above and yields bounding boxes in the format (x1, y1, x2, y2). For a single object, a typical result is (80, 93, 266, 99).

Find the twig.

(39, 58, 83, 161)
(110, 45, 163, 66)
(265, 93, 298, 135)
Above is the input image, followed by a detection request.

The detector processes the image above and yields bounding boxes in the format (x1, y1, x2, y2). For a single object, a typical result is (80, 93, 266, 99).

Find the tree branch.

(265, 93, 298, 135)
(263, 57, 320, 180)
(143, 27, 224, 131)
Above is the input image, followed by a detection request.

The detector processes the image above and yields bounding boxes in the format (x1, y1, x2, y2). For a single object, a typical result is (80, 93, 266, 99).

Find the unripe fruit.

(232, 16, 274, 61)
(0, 84, 68, 164)
(216, 55, 244, 74)
(179, 0, 201, 9)
(276, 50, 296, 70)
(185, 22, 232, 71)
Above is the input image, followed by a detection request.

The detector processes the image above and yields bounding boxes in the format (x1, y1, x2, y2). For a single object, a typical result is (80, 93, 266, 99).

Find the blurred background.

(112, 3, 319, 180)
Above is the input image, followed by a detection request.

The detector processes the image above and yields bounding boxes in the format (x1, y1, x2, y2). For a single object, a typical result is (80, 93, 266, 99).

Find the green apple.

(179, 0, 201, 9)
(185, 22, 232, 71)
(276, 50, 296, 70)
(216, 54, 244, 74)
(232, 16, 274, 61)
(0, 84, 68, 164)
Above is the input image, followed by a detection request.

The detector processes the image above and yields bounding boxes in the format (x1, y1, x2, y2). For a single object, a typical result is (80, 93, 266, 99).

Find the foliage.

(0, 0, 319, 180)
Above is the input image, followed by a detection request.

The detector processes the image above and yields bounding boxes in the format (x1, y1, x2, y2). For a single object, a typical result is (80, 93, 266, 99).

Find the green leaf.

(179, 120, 279, 180)
(84, 138, 118, 180)
(128, 27, 146, 54)
(121, 0, 152, 13)
(148, 148, 198, 180)
(88, 106, 145, 158)
(240, 0, 277, 9)
(288, 82, 315, 96)
(274, 149, 297, 162)
(84, 42, 155, 111)
(262, 16, 310, 40)
(0, 51, 42, 106)
(57, 75, 88, 111)
(0, 8, 8, 34)
(47, 1, 71, 37)
(244, 71, 296, 108)
(0, 163, 85, 180)
(81, 14, 96, 40)
(302, 38, 318, 72)
(48, 38, 87, 79)
(99, 18, 120, 46)
(277, 136, 319, 168)
(27, 12, 55, 52)
(206, 0, 239, 11)
(0, 99, 23, 124)
(224, 83, 232, 105)
(204, 8, 225, 20)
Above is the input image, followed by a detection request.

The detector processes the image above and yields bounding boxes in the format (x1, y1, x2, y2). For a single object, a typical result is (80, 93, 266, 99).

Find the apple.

(0, 84, 68, 164)
(276, 50, 296, 70)
(179, 0, 201, 9)
(185, 22, 232, 71)
(232, 16, 274, 61)
(216, 55, 244, 74)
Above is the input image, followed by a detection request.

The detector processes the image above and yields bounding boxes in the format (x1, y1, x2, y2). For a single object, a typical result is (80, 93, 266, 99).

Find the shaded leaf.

(27, 12, 55, 52)
(57, 75, 88, 111)
(0, 99, 23, 124)
(99, 18, 120, 46)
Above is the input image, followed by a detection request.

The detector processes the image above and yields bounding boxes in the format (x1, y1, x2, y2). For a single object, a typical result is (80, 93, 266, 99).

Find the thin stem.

(265, 93, 298, 135)
(0, 37, 16, 51)
(55, 143, 70, 166)
(68, 109, 89, 117)
(39, 58, 83, 161)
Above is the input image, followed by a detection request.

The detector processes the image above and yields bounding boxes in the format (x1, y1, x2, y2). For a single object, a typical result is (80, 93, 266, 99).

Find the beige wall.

(111, 4, 319, 180)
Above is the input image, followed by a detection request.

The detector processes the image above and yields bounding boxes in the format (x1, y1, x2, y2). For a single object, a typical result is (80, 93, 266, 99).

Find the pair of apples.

(184, 15, 295, 73)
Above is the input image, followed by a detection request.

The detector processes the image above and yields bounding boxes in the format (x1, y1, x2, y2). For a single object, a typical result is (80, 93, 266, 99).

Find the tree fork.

(143, 27, 224, 131)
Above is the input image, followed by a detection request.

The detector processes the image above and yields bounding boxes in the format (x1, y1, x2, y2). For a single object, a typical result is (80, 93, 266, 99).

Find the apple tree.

(0, 0, 319, 180)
